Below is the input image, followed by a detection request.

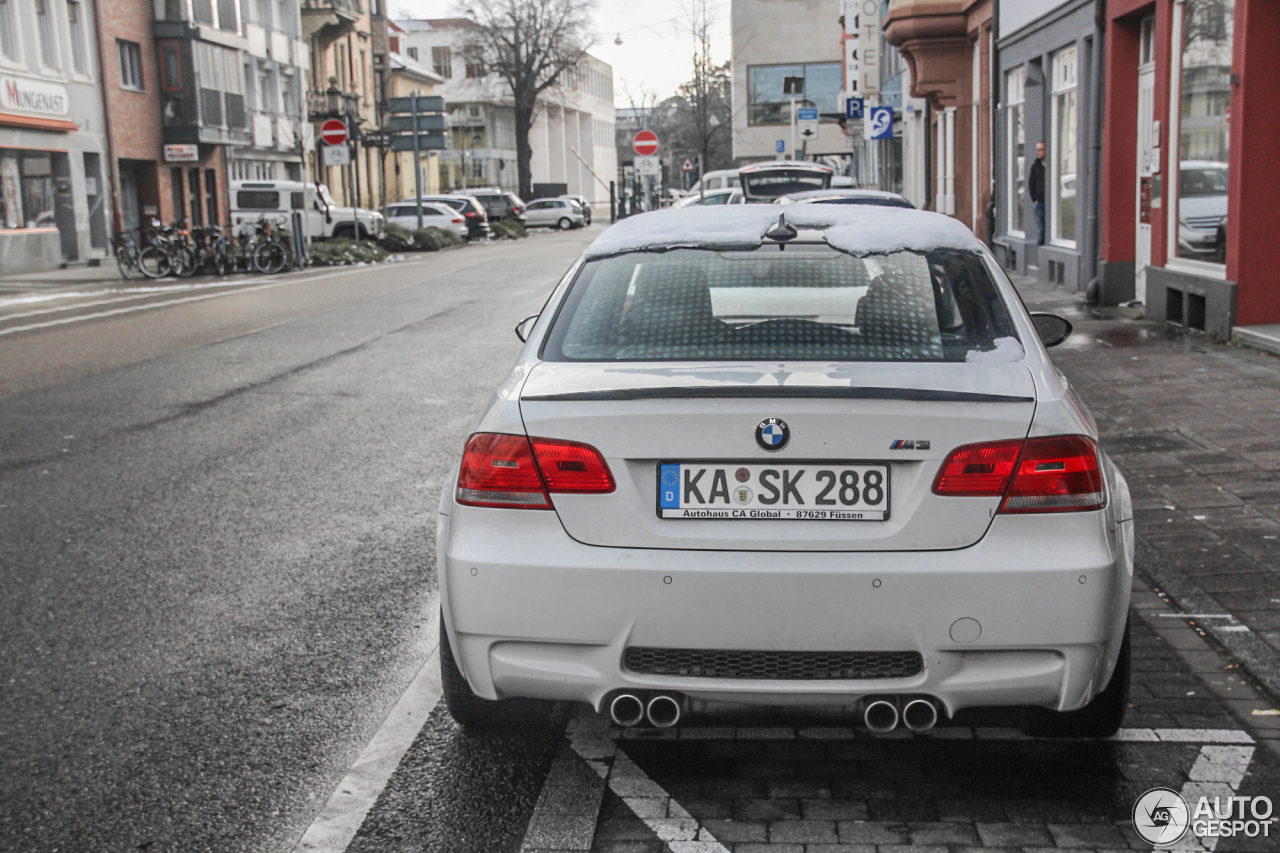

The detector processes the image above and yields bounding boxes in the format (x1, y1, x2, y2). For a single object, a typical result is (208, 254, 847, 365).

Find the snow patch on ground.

(965, 336, 1026, 363)
(585, 205, 986, 259)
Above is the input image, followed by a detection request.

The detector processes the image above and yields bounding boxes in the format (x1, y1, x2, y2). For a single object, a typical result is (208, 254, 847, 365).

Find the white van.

(230, 180, 384, 240)
(678, 169, 741, 197)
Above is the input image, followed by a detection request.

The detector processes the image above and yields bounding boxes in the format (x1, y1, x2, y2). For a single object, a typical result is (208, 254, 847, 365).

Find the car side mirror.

(514, 315, 539, 343)
(1030, 312, 1073, 347)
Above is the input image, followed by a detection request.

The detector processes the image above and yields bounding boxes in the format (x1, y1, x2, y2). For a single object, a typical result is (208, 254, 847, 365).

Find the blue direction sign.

(869, 106, 893, 139)
(845, 97, 865, 120)
(796, 107, 819, 122)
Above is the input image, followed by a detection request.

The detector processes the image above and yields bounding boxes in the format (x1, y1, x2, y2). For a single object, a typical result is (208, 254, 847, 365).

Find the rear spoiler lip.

(521, 386, 1035, 404)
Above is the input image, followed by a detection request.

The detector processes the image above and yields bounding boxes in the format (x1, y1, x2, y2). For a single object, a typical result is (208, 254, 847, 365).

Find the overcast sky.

(389, 0, 732, 107)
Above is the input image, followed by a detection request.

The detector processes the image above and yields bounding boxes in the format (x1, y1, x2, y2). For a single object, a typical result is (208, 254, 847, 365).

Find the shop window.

(1005, 66, 1026, 236)
(1050, 45, 1078, 246)
(432, 46, 451, 79)
(0, 0, 16, 63)
(35, 0, 57, 69)
(171, 167, 185, 221)
(118, 40, 143, 90)
(747, 63, 842, 125)
(205, 169, 217, 225)
(1173, 0, 1232, 265)
(0, 152, 57, 229)
(67, 1, 86, 74)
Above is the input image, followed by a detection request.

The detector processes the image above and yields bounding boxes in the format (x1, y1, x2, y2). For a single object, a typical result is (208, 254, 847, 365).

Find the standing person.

(1028, 141, 1046, 246)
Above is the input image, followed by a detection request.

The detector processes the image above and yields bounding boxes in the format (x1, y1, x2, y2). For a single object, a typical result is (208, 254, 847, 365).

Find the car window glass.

(542, 247, 1017, 362)
(706, 178, 721, 189)
(702, 192, 730, 205)
(236, 190, 279, 209)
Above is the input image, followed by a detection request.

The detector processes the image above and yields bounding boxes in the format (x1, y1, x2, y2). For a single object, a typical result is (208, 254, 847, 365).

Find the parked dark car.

(468, 188, 527, 223)
(413, 194, 491, 239)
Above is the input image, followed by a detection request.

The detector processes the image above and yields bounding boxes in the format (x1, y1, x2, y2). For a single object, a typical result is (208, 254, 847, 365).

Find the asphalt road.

(2, 227, 1278, 853)
(0, 229, 593, 852)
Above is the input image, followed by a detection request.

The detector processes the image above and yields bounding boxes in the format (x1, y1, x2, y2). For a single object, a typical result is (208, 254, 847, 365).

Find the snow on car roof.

(583, 205, 986, 259)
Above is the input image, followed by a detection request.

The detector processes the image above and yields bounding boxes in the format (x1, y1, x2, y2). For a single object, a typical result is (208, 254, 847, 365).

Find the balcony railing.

(307, 89, 362, 122)
(301, 0, 361, 15)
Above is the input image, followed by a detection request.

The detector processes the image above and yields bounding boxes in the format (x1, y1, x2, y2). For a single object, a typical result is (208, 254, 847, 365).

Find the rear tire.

(253, 241, 287, 274)
(557, 217, 571, 230)
(440, 614, 554, 730)
(1024, 618, 1130, 738)
(137, 246, 171, 279)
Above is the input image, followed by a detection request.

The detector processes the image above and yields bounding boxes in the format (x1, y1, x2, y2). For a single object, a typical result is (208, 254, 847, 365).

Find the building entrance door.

(1134, 16, 1156, 304)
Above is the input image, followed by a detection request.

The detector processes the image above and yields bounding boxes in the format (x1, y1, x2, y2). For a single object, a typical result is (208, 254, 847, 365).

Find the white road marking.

(617, 724, 1254, 744)
(1156, 614, 1237, 619)
(291, 601, 441, 853)
(0, 276, 284, 320)
(560, 711, 730, 853)
(1169, 743, 1255, 852)
(0, 266, 401, 337)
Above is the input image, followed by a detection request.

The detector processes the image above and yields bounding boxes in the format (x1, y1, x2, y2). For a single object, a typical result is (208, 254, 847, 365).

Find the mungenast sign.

(0, 76, 71, 117)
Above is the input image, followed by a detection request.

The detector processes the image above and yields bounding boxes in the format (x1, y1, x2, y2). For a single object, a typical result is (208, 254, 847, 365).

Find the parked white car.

(230, 180, 384, 240)
(523, 198, 584, 230)
(678, 169, 741, 197)
(437, 205, 1134, 739)
(382, 201, 468, 239)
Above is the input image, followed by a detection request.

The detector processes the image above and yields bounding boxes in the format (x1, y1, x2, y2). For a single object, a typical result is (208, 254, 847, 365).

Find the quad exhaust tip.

(863, 699, 900, 733)
(902, 698, 938, 732)
(610, 693, 645, 727)
(647, 694, 682, 728)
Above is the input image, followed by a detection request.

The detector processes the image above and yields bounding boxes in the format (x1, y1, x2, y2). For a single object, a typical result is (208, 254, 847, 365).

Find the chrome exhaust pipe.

(902, 698, 938, 732)
(646, 694, 681, 728)
(609, 693, 645, 727)
(863, 698, 900, 733)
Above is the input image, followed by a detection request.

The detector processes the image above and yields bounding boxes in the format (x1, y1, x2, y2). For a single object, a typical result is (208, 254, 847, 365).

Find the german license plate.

(657, 462, 890, 521)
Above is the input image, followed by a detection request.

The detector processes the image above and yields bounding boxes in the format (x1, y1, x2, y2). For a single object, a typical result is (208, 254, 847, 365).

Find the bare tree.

(458, 0, 594, 198)
(680, 0, 727, 199)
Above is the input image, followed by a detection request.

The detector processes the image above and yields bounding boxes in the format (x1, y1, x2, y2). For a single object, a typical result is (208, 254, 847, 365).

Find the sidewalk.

(1011, 271, 1280, 705)
(0, 262, 132, 298)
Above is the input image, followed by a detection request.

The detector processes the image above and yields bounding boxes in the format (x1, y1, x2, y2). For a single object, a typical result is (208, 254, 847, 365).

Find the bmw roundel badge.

(756, 417, 790, 451)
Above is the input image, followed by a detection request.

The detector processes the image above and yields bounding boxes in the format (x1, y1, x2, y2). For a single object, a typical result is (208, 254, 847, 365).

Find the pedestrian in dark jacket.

(1028, 141, 1046, 245)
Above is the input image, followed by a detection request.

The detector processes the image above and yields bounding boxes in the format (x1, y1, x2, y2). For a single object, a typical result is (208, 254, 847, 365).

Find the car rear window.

(541, 246, 1018, 362)
(237, 190, 280, 209)
(741, 169, 830, 200)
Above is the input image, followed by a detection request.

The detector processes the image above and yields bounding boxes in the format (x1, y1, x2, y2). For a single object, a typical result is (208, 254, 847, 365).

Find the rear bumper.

(438, 504, 1132, 717)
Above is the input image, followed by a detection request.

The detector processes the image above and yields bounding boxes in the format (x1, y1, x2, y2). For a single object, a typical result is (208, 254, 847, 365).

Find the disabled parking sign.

(869, 106, 893, 140)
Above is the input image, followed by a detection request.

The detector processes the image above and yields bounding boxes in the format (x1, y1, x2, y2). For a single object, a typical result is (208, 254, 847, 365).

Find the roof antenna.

(764, 213, 797, 243)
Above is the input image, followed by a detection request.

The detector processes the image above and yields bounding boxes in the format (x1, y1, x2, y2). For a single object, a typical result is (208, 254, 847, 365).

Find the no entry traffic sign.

(321, 119, 348, 146)
(633, 130, 659, 156)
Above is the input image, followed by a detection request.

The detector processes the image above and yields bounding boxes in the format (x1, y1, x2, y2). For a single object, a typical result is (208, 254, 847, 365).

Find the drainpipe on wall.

(90, 0, 121, 235)
(991, 0, 999, 242)
(1084, 0, 1107, 303)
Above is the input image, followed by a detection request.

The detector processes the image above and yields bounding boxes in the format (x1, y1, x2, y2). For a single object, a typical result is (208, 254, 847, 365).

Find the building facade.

(1096, 0, 1279, 338)
(230, 0, 310, 182)
(303, 0, 380, 209)
(884, 0, 994, 239)
(991, 0, 1104, 292)
(731, 0, 847, 163)
(395, 18, 616, 205)
(1, 0, 111, 273)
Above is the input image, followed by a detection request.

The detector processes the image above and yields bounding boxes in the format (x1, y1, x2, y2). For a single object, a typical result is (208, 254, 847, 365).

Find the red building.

(97, 0, 234, 235)
(1098, 0, 1280, 341)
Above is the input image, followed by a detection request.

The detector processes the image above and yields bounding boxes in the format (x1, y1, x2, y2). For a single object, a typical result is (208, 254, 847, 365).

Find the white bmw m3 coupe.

(437, 205, 1134, 737)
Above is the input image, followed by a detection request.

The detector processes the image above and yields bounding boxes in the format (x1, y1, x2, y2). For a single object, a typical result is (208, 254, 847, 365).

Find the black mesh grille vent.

(623, 647, 923, 680)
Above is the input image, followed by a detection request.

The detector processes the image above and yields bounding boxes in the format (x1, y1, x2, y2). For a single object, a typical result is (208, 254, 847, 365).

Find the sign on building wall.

(0, 76, 70, 117)
(163, 144, 199, 162)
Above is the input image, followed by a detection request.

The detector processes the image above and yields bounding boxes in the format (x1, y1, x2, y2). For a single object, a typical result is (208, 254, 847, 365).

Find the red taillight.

(456, 433, 550, 508)
(455, 433, 613, 508)
(932, 435, 1105, 513)
(931, 439, 1022, 496)
(465, 210, 479, 217)
(530, 438, 615, 493)
(1002, 435, 1104, 513)
(452, 217, 463, 224)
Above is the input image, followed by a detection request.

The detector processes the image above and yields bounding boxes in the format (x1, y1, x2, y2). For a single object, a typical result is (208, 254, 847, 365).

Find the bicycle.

(137, 219, 174, 279)
(236, 215, 289, 274)
(112, 230, 141, 279)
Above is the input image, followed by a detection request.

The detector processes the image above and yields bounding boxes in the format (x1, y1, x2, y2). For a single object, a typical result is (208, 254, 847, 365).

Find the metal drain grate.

(623, 647, 923, 680)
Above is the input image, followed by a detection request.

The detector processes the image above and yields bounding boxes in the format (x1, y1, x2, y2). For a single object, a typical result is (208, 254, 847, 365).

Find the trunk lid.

(518, 361, 1037, 551)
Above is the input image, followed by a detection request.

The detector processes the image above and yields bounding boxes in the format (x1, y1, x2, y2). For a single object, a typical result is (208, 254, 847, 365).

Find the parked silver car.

(523, 198, 584, 230)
